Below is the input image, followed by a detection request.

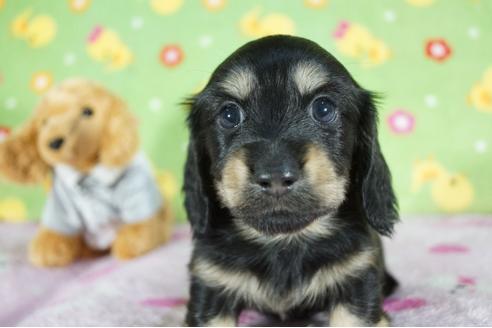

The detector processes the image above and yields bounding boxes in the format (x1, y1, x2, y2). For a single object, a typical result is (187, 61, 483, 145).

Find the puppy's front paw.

(29, 228, 83, 267)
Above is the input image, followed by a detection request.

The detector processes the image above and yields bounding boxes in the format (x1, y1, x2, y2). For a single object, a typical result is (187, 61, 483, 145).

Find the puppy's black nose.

(255, 170, 299, 196)
(49, 137, 64, 150)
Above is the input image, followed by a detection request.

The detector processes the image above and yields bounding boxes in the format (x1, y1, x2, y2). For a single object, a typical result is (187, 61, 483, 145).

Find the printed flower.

(406, 0, 435, 7)
(155, 170, 178, 200)
(69, 0, 91, 13)
(30, 71, 53, 93)
(425, 39, 451, 62)
(332, 20, 350, 39)
(87, 26, 133, 70)
(468, 84, 492, 111)
(468, 67, 492, 112)
(458, 276, 476, 286)
(202, 0, 227, 11)
(11, 10, 57, 48)
(304, 0, 328, 9)
(0, 126, 11, 141)
(160, 44, 184, 67)
(240, 8, 295, 38)
(333, 21, 390, 67)
(150, 0, 184, 15)
(0, 197, 28, 222)
(387, 110, 415, 134)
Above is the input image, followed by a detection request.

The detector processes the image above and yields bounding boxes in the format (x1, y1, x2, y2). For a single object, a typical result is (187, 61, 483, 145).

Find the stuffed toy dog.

(0, 79, 173, 267)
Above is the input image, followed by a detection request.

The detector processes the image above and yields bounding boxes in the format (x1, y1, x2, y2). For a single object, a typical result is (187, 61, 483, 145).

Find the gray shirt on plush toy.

(42, 152, 163, 250)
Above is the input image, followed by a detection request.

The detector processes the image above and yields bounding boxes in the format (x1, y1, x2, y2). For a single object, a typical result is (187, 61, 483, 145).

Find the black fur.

(183, 35, 399, 326)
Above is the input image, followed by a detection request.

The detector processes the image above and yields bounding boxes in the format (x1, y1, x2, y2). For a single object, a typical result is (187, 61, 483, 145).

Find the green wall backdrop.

(0, 0, 491, 222)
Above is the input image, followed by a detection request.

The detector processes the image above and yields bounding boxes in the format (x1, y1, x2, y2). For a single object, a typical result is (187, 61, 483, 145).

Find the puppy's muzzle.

(248, 141, 301, 197)
(254, 166, 299, 196)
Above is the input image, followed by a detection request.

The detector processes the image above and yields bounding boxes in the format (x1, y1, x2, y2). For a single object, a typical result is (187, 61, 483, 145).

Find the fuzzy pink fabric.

(0, 216, 491, 326)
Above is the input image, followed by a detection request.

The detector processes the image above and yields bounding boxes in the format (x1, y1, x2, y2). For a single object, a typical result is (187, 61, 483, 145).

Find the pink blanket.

(1, 216, 491, 326)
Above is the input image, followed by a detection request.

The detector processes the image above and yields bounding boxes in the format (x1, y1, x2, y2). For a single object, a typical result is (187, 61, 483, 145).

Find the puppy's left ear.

(99, 96, 139, 167)
(353, 90, 399, 236)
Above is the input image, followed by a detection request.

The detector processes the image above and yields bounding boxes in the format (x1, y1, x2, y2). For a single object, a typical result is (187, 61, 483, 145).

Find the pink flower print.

(332, 20, 351, 39)
(384, 297, 427, 312)
(387, 110, 415, 134)
(429, 243, 469, 254)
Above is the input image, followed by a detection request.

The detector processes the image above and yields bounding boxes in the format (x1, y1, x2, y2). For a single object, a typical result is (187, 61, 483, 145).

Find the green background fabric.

(0, 0, 491, 222)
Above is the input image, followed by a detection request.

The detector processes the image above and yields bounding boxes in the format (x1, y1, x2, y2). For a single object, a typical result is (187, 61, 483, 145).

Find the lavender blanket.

(1, 216, 491, 326)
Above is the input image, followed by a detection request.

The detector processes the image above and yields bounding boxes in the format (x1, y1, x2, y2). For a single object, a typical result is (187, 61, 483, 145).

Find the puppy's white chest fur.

(192, 248, 374, 314)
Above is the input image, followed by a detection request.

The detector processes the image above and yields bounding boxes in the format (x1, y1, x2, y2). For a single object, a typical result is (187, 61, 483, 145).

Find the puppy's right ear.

(183, 136, 211, 236)
(0, 119, 50, 184)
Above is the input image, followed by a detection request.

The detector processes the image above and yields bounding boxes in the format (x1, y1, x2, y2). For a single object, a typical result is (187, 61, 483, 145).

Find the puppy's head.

(0, 79, 138, 183)
(185, 35, 398, 237)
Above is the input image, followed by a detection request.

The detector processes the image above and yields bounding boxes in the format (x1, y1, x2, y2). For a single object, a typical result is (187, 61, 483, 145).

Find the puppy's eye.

(218, 103, 244, 129)
(311, 96, 337, 123)
(81, 107, 94, 117)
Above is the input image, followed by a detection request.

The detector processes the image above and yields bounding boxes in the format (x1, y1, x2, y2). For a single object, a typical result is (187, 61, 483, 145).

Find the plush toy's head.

(0, 79, 138, 183)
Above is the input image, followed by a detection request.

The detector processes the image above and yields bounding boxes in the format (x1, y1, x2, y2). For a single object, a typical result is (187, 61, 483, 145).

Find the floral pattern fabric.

(0, 0, 491, 221)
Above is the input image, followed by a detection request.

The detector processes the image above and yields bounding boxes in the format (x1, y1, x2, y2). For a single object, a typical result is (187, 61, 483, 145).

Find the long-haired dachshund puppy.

(184, 35, 399, 326)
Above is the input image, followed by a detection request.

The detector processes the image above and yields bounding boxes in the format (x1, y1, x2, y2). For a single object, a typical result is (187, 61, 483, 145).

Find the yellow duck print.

(11, 9, 57, 48)
(150, 0, 184, 15)
(68, 0, 92, 13)
(240, 8, 295, 38)
(468, 67, 492, 113)
(333, 21, 390, 67)
(304, 0, 329, 9)
(155, 169, 179, 201)
(412, 157, 474, 212)
(0, 197, 28, 222)
(87, 26, 132, 71)
(406, 0, 435, 7)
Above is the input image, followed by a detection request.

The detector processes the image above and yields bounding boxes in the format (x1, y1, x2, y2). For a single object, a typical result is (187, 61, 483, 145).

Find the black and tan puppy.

(183, 35, 399, 326)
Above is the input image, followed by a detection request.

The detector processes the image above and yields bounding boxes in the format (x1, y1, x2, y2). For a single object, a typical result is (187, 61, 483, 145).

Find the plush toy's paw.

(111, 206, 173, 260)
(29, 228, 83, 267)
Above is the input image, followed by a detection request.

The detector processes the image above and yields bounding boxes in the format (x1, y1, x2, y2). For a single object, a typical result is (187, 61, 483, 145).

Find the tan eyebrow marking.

(217, 67, 256, 99)
(292, 61, 329, 95)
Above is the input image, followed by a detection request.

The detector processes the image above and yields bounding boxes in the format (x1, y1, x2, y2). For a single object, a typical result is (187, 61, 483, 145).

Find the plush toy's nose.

(49, 137, 64, 150)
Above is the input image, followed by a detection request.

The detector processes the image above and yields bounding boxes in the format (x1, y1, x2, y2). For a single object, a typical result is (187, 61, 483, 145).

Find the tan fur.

(304, 145, 347, 209)
(329, 304, 366, 327)
(192, 249, 374, 313)
(292, 61, 329, 95)
(99, 96, 139, 167)
(0, 119, 50, 184)
(376, 315, 390, 327)
(234, 214, 337, 245)
(205, 316, 237, 327)
(216, 150, 249, 208)
(29, 228, 84, 267)
(112, 206, 174, 260)
(218, 67, 256, 100)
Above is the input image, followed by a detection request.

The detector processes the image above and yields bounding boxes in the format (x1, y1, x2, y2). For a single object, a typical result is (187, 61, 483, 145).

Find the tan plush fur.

(112, 206, 174, 260)
(28, 228, 84, 267)
(0, 78, 173, 267)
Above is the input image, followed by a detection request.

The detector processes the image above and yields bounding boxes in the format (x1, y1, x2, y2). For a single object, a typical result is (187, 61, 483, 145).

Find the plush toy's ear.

(99, 96, 139, 167)
(0, 119, 50, 184)
(352, 91, 399, 236)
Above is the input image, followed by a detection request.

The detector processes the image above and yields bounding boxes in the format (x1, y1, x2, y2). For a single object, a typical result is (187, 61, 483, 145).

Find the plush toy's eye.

(310, 96, 337, 123)
(218, 103, 244, 129)
(82, 107, 94, 117)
